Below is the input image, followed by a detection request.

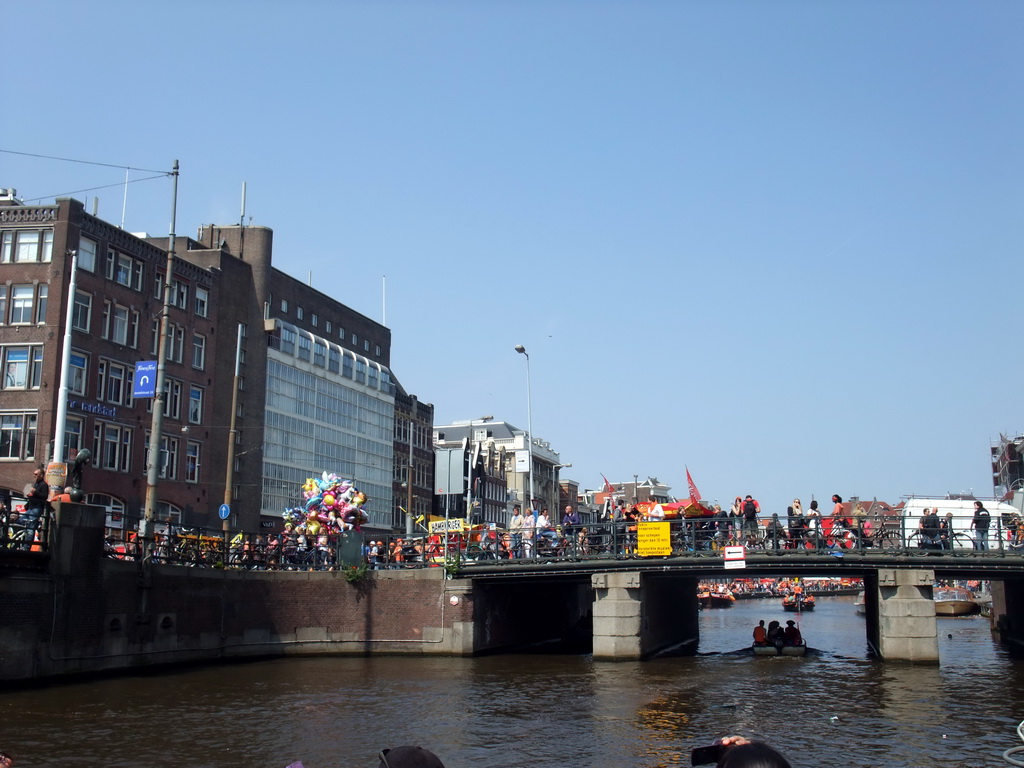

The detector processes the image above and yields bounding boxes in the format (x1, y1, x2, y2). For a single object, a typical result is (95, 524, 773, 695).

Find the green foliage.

(343, 562, 370, 584)
(444, 549, 462, 578)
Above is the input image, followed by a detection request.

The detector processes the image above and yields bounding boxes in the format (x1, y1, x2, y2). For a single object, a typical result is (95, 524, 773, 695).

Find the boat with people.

(698, 588, 736, 608)
(752, 618, 806, 656)
(782, 593, 815, 612)
(752, 642, 808, 657)
(934, 585, 980, 616)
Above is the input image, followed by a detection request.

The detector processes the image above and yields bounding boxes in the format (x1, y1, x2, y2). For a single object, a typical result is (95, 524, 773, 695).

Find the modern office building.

(0, 189, 432, 533)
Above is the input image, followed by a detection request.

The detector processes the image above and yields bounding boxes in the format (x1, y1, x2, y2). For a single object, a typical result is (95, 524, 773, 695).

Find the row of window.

(277, 297, 382, 357)
(70, 290, 208, 368)
(0, 283, 47, 325)
(271, 325, 394, 395)
(1, 230, 212, 320)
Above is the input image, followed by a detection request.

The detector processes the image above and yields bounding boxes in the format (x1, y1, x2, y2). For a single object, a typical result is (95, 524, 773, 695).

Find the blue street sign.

(133, 361, 158, 398)
(219, 504, 231, 520)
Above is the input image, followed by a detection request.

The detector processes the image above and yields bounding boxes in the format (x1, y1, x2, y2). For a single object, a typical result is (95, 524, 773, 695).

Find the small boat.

(752, 643, 808, 657)
(934, 586, 980, 616)
(854, 591, 866, 616)
(782, 594, 815, 612)
(698, 589, 736, 608)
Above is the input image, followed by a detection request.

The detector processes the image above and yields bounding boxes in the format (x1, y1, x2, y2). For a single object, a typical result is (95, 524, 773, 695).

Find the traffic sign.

(218, 503, 231, 520)
(133, 361, 158, 398)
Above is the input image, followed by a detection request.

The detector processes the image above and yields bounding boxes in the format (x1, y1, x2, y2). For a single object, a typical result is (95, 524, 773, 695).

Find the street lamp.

(514, 345, 534, 516)
(553, 463, 572, 513)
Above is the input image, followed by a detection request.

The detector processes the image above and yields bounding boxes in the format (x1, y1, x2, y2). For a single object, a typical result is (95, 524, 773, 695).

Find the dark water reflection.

(1, 595, 1020, 768)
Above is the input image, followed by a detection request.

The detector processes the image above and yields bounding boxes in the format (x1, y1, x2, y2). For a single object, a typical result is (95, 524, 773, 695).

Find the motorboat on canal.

(855, 591, 866, 615)
(934, 586, 980, 616)
(698, 589, 736, 608)
(782, 593, 815, 612)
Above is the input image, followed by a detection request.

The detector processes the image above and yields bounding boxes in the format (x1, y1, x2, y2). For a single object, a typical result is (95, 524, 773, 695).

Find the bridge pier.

(990, 578, 1024, 655)
(867, 568, 938, 663)
(591, 571, 698, 660)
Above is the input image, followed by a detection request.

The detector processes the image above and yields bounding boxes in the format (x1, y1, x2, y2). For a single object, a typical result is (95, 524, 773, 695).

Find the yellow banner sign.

(637, 521, 672, 557)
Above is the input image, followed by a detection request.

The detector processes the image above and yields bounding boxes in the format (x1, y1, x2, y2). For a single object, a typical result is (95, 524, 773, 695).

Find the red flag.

(601, 474, 615, 493)
(686, 466, 701, 503)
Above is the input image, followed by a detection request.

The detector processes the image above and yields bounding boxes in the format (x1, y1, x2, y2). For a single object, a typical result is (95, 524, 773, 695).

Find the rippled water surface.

(1, 595, 1020, 767)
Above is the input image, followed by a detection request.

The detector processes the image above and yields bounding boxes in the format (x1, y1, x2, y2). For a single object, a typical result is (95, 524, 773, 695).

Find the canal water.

(1, 594, 1020, 768)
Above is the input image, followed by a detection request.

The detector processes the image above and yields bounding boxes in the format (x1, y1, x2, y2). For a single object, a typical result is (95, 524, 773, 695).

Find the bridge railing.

(95, 510, 1024, 570)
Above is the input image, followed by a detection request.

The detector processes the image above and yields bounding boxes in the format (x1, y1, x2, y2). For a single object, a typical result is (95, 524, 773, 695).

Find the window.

(35, 285, 47, 324)
(102, 301, 139, 347)
(185, 440, 201, 483)
(72, 291, 92, 332)
(194, 286, 209, 317)
(97, 359, 133, 405)
(0, 286, 6, 325)
(188, 385, 203, 423)
(311, 313, 318, 327)
(328, 348, 340, 373)
(364, 339, 370, 352)
(313, 341, 326, 368)
(0, 229, 52, 263)
(164, 324, 184, 363)
(63, 416, 83, 459)
(338, 326, 345, 340)
(375, 345, 382, 357)
(325, 320, 332, 334)
(69, 352, 88, 395)
(355, 359, 366, 384)
(297, 335, 311, 361)
(9, 285, 34, 324)
(3, 346, 43, 390)
(95, 422, 132, 471)
(158, 378, 182, 419)
(161, 435, 179, 479)
(106, 250, 144, 291)
(78, 236, 97, 272)
(0, 412, 37, 459)
(192, 333, 206, 369)
(351, 332, 357, 345)
(280, 298, 289, 313)
(296, 306, 304, 321)
(280, 327, 295, 355)
(172, 280, 189, 309)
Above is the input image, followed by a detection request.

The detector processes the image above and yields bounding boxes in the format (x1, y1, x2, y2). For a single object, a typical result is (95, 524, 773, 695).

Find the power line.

(0, 148, 170, 175)
(22, 174, 169, 205)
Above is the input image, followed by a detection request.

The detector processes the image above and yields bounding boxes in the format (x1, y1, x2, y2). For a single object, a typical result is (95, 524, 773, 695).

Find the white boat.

(934, 586, 980, 616)
(854, 591, 866, 616)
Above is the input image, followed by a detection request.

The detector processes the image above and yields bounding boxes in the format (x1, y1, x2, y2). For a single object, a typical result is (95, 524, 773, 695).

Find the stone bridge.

(4, 503, 1024, 683)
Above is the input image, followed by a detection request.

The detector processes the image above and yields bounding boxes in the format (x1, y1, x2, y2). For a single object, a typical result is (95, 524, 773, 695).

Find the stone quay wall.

(0, 503, 474, 683)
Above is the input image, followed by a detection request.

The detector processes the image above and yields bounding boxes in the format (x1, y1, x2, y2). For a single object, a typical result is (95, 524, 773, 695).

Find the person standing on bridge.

(971, 501, 990, 551)
(741, 495, 760, 543)
(509, 505, 525, 558)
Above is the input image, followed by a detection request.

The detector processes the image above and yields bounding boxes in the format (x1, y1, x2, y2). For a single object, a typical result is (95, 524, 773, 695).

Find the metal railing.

(94, 511, 1024, 571)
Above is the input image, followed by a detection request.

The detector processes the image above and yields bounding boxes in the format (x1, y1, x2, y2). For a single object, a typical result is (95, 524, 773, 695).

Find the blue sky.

(4, 1, 1022, 514)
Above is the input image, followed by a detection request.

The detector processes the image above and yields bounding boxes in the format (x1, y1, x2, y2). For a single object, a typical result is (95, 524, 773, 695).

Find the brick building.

(0, 189, 433, 533)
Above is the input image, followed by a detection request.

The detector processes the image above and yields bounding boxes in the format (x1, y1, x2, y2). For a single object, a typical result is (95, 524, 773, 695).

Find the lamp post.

(514, 345, 534, 516)
(142, 159, 179, 552)
(552, 463, 571, 515)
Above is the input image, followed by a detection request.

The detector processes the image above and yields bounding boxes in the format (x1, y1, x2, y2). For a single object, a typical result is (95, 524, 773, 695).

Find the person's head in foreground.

(378, 746, 445, 768)
(717, 740, 792, 768)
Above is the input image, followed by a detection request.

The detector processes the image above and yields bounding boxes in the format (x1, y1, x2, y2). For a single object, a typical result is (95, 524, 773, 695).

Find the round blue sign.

(218, 503, 231, 520)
